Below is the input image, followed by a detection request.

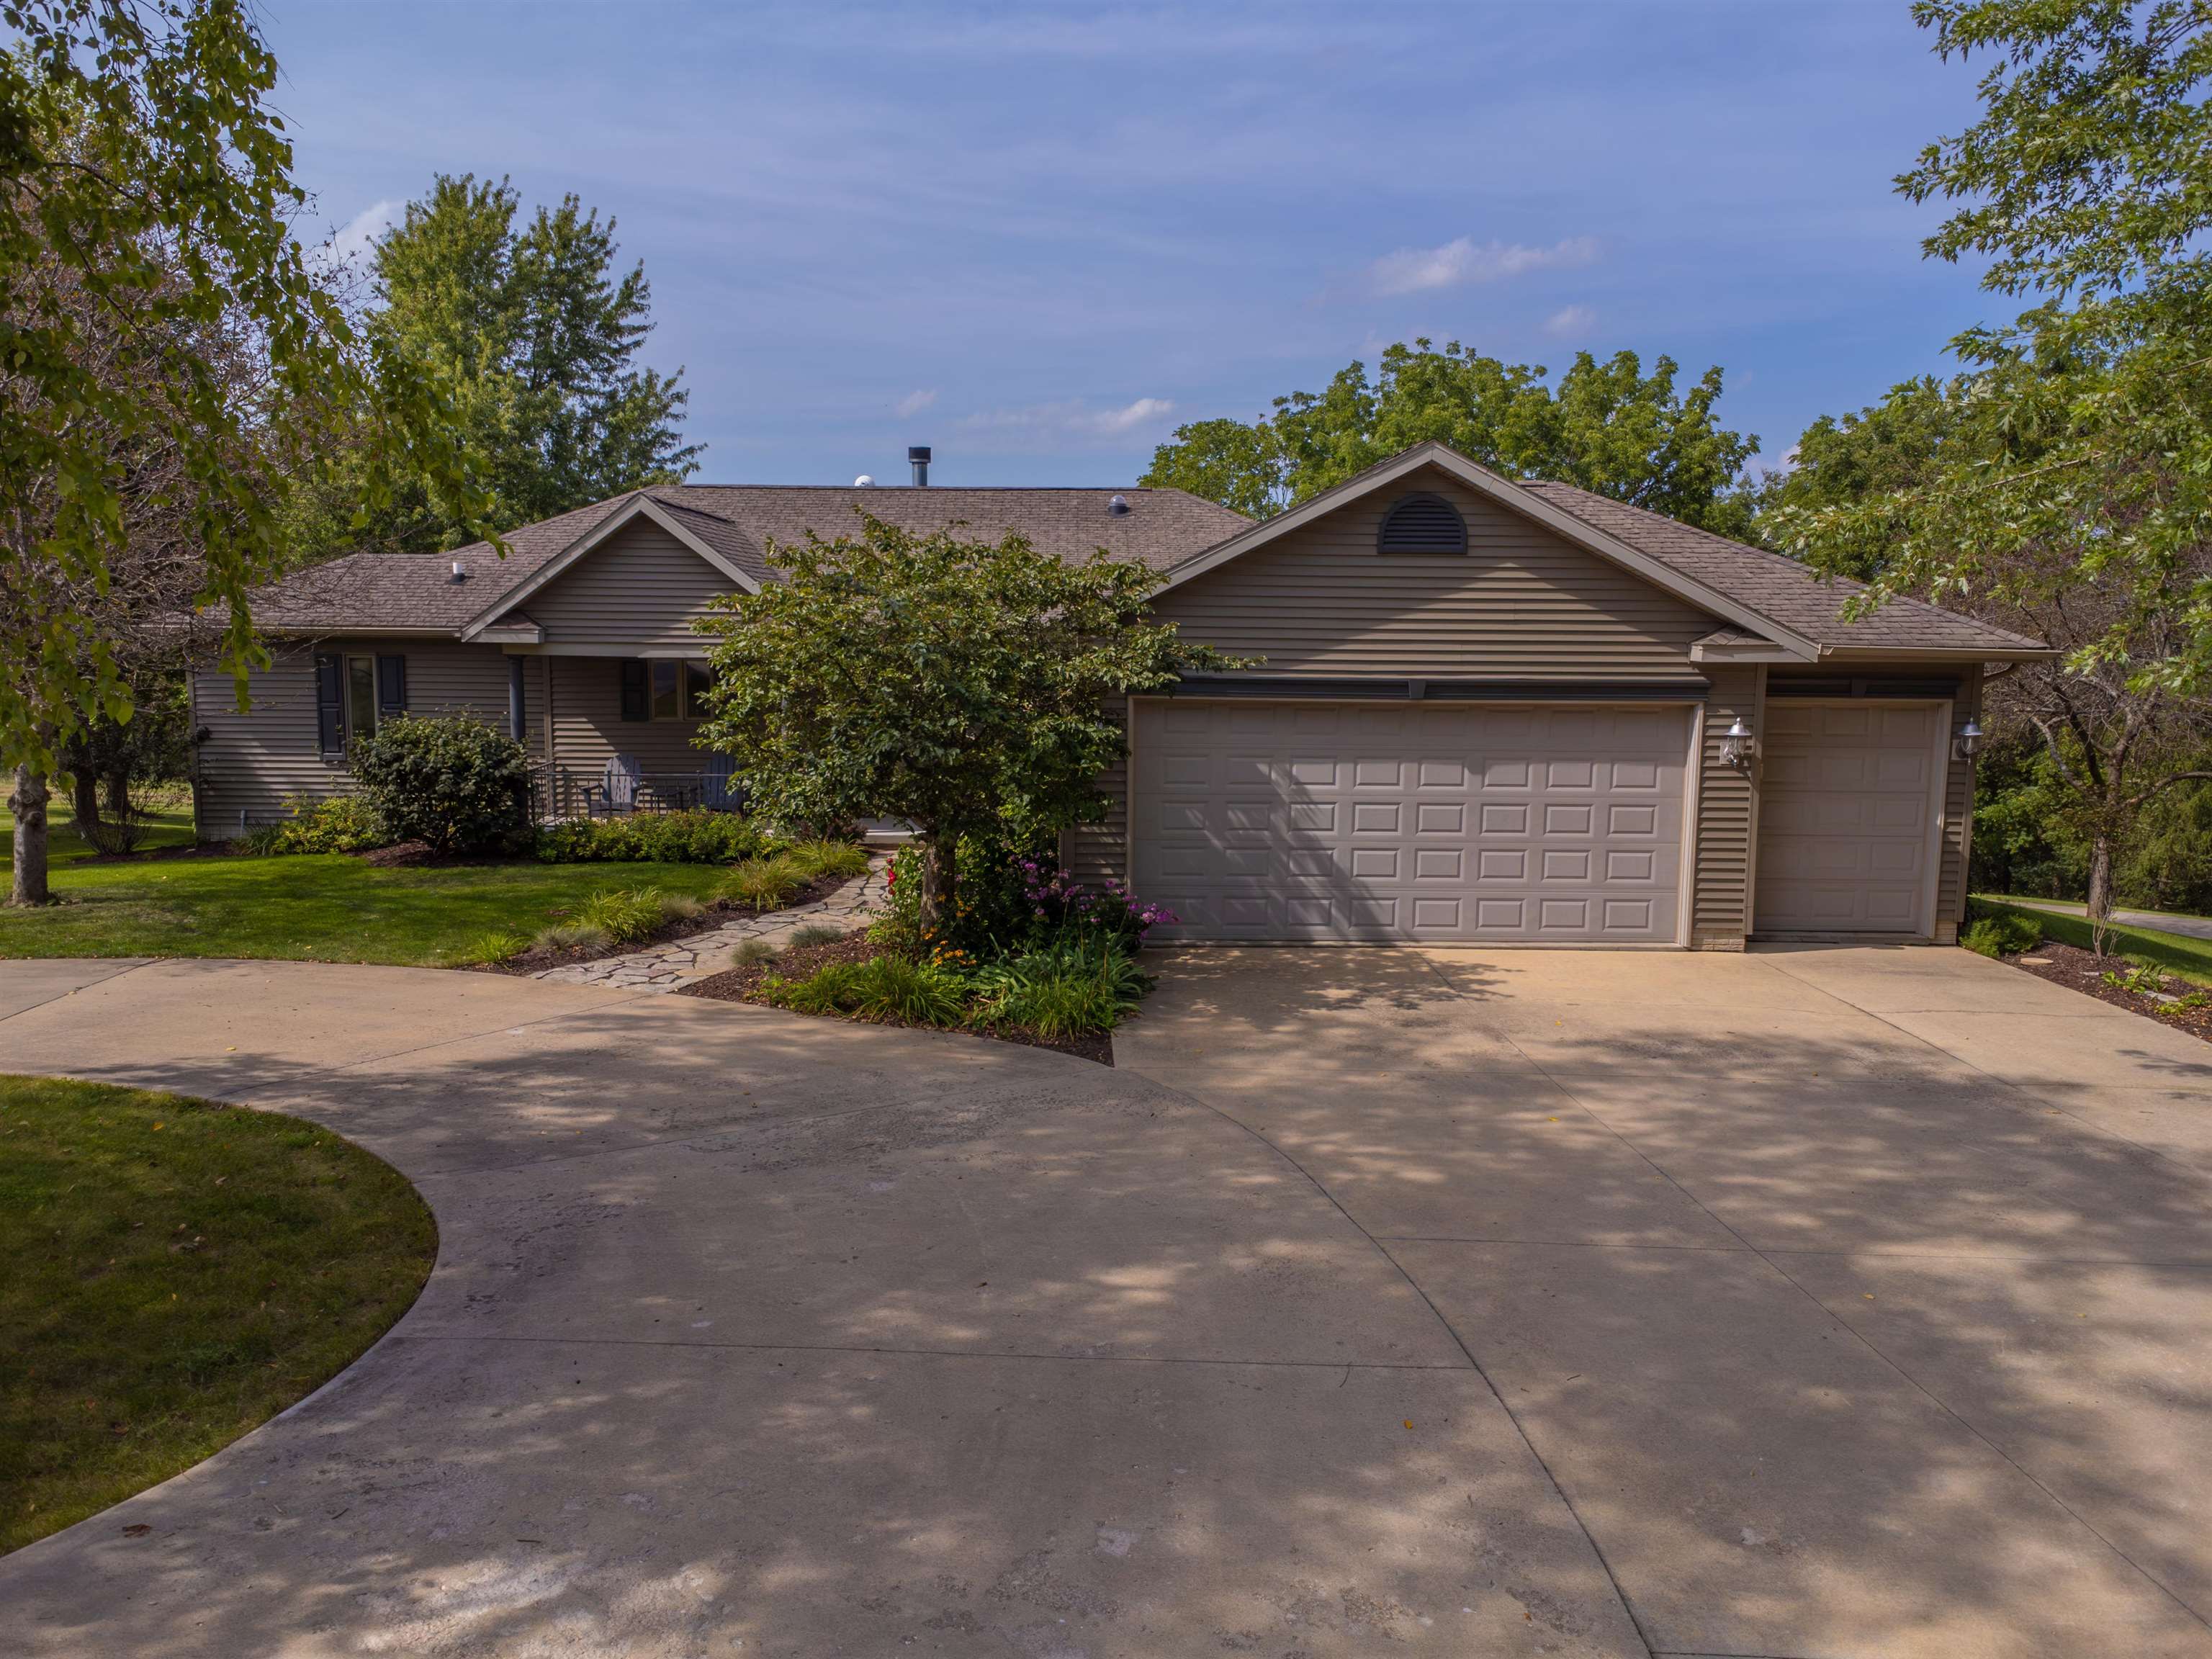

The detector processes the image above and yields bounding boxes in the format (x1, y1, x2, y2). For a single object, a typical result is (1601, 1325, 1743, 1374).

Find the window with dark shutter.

(1376, 492, 1467, 554)
(376, 655, 408, 719)
(314, 653, 345, 757)
(619, 659, 650, 721)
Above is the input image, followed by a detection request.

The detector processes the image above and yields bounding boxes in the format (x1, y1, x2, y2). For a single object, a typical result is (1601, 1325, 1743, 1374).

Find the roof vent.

(854, 474, 875, 487)
(1376, 492, 1467, 554)
(1107, 494, 1130, 517)
(449, 559, 467, 583)
(908, 446, 931, 487)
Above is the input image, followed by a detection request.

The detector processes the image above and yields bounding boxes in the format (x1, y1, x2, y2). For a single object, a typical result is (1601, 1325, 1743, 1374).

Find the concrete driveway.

(1, 947, 2208, 1657)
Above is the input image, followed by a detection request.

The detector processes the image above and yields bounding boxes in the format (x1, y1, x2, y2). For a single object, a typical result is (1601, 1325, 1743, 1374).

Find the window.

(316, 652, 405, 755)
(621, 658, 715, 721)
(346, 657, 378, 742)
(1376, 492, 1467, 554)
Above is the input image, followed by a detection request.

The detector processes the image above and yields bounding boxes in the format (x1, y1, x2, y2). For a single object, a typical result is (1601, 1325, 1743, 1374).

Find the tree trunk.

(71, 770, 103, 837)
(2086, 832, 2117, 957)
(918, 836, 958, 942)
(9, 766, 51, 907)
(102, 769, 130, 821)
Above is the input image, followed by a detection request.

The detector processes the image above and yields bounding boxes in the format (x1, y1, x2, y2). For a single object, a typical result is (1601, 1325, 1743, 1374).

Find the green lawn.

(0, 1075, 436, 1554)
(1973, 896, 2212, 986)
(1, 806, 734, 965)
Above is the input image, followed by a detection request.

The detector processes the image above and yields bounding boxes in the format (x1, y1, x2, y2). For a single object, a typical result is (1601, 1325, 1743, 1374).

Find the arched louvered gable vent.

(1376, 491, 1467, 554)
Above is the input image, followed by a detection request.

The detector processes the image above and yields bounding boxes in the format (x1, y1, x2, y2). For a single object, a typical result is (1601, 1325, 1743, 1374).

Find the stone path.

(530, 852, 891, 991)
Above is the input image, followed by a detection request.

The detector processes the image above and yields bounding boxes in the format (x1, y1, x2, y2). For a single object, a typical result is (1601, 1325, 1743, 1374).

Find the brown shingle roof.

(246, 500, 624, 634)
(1517, 480, 2049, 657)
(248, 485, 1249, 635)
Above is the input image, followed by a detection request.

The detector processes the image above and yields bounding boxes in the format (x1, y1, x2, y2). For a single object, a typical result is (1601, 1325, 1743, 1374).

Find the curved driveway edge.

(0, 958, 1643, 1657)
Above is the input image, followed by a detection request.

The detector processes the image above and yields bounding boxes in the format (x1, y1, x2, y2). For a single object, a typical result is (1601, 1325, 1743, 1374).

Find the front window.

(651, 660, 683, 720)
(346, 656, 377, 742)
(644, 659, 716, 719)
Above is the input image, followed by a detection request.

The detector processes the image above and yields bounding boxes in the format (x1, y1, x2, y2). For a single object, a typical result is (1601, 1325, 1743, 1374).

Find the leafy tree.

(1768, 0, 2212, 941)
(1142, 339, 1759, 536)
(1778, 0, 2212, 680)
(1, 0, 493, 904)
(291, 174, 700, 559)
(695, 516, 1240, 933)
(1754, 376, 1975, 574)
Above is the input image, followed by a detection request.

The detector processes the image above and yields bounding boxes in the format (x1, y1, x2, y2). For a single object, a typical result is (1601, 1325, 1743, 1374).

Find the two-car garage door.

(1129, 700, 1690, 943)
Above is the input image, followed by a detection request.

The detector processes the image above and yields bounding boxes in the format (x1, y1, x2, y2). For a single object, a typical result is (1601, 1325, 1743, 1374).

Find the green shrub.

(534, 921, 612, 953)
(731, 937, 778, 968)
(760, 956, 968, 1025)
(2103, 961, 2169, 996)
(351, 716, 533, 856)
(968, 935, 1149, 1038)
(1961, 911, 2044, 958)
(533, 810, 772, 865)
(784, 838, 870, 882)
(454, 929, 530, 966)
(721, 854, 808, 910)
(241, 793, 385, 855)
(761, 961, 871, 1015)
(576, 886, 674, 944)
(786, 922, 845, 948)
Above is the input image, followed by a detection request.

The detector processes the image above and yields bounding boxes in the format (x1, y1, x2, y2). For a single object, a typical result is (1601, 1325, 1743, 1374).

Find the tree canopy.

(1773, 0, 2212, 687)
(1141, 339, 1759, 536)
(694, 516, 1238, 925)
(1754, 376, 1976, 577)
(289, 173, 698, 560)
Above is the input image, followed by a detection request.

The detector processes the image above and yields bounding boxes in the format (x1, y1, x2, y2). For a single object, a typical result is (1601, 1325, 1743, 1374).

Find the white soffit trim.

(1158, 442, 1824, 658)
(459, 494, 760, 641)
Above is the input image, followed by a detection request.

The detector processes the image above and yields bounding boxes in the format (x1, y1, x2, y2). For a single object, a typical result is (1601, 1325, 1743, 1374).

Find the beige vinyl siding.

(189, 637, 518, 837)
(1934, 665, 1982, 942)
(1069, 696, 1130, 884)
(543, 655, 722, 805)
(521, 521, 741, 649)
(1689, 663, 1761, 950)
(1152, 467, 1714, 680)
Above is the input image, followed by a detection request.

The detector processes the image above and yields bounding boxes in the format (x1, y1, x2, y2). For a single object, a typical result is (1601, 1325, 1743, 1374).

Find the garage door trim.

(1750, 696, 1952, 941)
(1128, 695, 1704, 947)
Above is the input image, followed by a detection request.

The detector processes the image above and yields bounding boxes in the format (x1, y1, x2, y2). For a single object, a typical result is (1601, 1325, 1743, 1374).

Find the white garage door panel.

(1755, 701, 1941, 934)
(1130, 701, 1689, 943)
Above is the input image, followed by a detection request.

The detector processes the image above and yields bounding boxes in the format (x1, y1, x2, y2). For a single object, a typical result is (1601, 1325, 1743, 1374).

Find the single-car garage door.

(1755, 701, 1946, 935)
(1129, 700, 1690, 943)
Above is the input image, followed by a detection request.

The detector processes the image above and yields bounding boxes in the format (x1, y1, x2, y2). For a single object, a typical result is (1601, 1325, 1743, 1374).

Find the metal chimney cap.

(907, 446, 931, 463)
(1107, 494, 1131, 516)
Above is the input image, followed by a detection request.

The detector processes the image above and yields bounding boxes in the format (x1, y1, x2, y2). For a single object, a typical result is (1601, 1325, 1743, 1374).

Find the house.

(197, 439, 2051, 949)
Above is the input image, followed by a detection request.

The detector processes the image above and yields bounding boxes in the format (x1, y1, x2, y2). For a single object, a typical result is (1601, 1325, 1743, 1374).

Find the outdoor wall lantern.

(1954, 717, 1984, 763)
(1719, 716, 1755, 770)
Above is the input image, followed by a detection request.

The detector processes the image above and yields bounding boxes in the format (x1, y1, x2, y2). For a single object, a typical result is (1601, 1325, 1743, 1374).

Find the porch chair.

(700, 752, 743, 812)
(586, 753, 644, 817)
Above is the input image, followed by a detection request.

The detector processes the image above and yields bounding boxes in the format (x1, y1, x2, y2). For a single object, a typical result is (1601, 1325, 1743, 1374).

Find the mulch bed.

(680, 930, 1117, 1067)
(471, 872, 849, 976)
(2000, 939, 2212, 1046)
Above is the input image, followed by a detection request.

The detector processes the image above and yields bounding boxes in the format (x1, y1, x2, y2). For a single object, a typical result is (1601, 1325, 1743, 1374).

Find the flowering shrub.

(1015, 857, 1177, 953)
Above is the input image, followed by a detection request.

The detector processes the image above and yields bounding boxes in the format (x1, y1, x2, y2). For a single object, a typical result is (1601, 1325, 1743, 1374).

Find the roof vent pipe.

(909, 446, 931, 487)
(449, 560, 466, 583)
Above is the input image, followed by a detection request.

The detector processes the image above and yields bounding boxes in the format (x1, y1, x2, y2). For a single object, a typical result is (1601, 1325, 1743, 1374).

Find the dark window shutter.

(508, 656, 527, 742)
(314, 653, 344, 756)
(376, 655, 408, 718)
(1377, 492, 1468, 554)
(619, 659, 649, 722)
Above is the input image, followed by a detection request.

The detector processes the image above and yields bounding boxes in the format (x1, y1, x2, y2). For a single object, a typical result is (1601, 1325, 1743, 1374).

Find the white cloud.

(1361, 235, 1599, 298)
(325, 197, 402, 268)
(894, 388, 938, 418)
(1542, 303, 1597, 338)
(958, 397, 1177, 444)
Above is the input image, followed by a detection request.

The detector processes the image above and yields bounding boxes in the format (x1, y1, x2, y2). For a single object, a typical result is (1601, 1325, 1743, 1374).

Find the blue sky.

(265, 1, 1997, 490)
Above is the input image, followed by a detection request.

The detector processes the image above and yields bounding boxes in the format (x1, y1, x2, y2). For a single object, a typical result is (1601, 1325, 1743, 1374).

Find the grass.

(1972, 896, 2212, 987)
(1, 808, 731, 966)
(0, 1074, 436, 1555)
